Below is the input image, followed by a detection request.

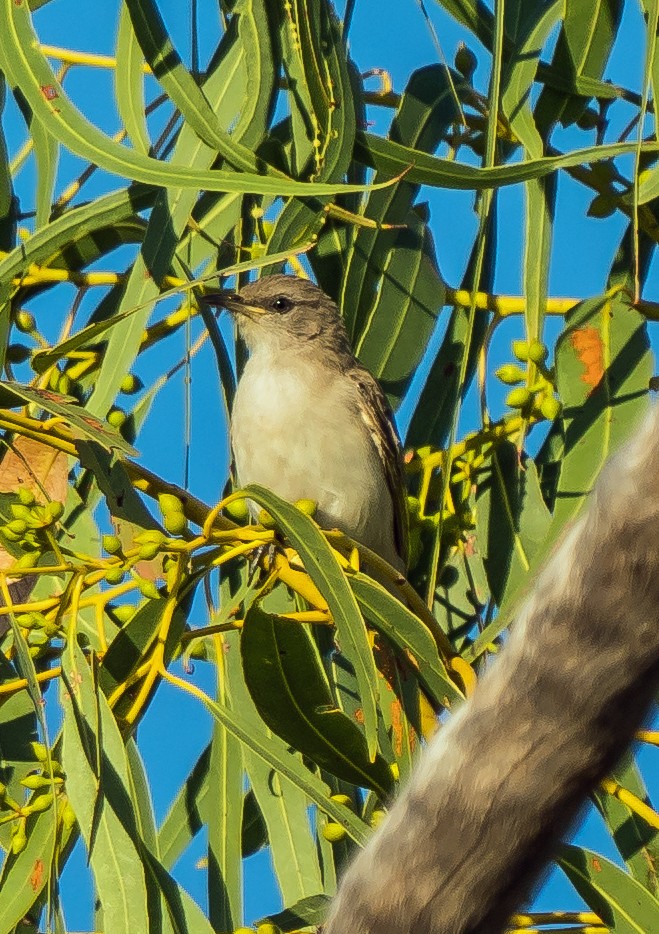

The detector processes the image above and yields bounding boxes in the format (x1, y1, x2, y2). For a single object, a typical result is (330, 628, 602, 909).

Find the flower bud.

(527, 340, 548, 364)
(321, 822, 347, 843)
(511, 340, 529, 362)
(505, 388, 533, 409)
(102, 534, 122, 555)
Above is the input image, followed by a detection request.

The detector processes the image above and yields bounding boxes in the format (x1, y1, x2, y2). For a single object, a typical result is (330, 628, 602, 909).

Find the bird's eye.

(272, 296, 293, 313)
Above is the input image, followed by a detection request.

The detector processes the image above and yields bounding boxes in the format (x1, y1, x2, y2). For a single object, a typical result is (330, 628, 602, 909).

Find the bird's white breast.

(231, 352, 397, 564)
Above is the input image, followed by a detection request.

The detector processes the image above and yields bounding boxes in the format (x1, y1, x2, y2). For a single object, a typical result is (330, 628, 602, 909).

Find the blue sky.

(4, 0, 659, 929)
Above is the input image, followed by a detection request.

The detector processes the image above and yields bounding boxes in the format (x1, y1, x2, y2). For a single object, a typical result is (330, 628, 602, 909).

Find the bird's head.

(205, 274, 351, 356)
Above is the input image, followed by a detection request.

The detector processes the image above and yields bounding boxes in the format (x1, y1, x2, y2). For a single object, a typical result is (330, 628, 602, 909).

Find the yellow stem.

(600, 777, 659, 829)
(511, 913, 602, 928)
(40, 44, 152, 73)
(410, 415, 526, 476)
(0, 666, 61, 696)
(636, 729, 659, 744)
(124, 556, 185, 726)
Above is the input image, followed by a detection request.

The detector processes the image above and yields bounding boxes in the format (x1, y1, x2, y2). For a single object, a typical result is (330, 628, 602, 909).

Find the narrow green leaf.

(207, 681, 243, 930)
(349, 572, 462, 708)
(259, 893, 331, 932)
(124, 0, 264, 174)
(535, 0, 624, 131)
(0, 807, 56, 928)
(224, 621, 325, 903)
(115, 3, 151, 155)
(242, 604, 393, 797)
(0, 381, 136, 456)
(243, 484, 380, 759)
(474, 443, 551, 608)
(61, 643, 150, 934)
(0, 1, 385, 199)
(355, 131, 659, 191)
(594, 752, 659, 894)
(558, 844, 659, 933)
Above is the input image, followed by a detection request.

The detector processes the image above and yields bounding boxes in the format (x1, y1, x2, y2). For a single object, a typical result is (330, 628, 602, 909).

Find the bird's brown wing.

(347, 365, 409, 568)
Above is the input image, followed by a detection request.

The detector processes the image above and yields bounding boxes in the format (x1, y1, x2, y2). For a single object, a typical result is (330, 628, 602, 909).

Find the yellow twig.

(511, 912, 602, 928)
(600, 777, 659, 829)
(40, 44, 152, 73)
(0, 667, 61, 697)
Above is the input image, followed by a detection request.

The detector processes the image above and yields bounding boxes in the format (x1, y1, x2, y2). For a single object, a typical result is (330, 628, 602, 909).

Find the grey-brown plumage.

(325, 405, 659, 934)
(208, 274, 408, 570)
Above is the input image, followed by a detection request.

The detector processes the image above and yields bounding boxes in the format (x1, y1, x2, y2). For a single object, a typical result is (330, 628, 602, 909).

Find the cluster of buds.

(496, 339, 562, 421)
(0, 487, 64, 563)
(0, 742, 71, 855)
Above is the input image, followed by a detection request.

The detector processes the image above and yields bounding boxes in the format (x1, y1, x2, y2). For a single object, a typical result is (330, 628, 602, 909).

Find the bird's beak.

(203, 290, 266, 316)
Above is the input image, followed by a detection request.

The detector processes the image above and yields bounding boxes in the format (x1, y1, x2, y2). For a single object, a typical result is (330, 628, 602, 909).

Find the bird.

(205, 274, 408, 573)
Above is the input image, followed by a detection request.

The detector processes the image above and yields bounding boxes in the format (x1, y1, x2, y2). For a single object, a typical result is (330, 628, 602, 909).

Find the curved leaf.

(242, 604, 393, 797)
(243, 484, 380, 759)
(558, 844, 659, 933)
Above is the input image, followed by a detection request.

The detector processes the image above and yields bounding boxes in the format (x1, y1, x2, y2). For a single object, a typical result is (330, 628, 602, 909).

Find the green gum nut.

(505, 387, 533, 409)
(539, 396, 562, 420)
(158, 493, 184, 516)
(112, 605, 135, 624)
(102, 534, 122, 555)
(257, 508, 276, 529)
(15, 310, 35, 333)
(511, 340, 529, 362)
(46, 501, 64, 522)
(164, 512, 187, 535)
(18, 487, 36, 507)
(527, 339, 548, 364)
(321, 822, 347, 843)
(495, 364, 526, 385)
(107, 408, 126, 428)
(105, 567, 125, 585)
(329, 793, 354, 809)
(138, 579, 160, 600)
(225, 497, 249, 522)
(294, 498, 317, 516)
(120, 373, 142, 394)
(138, 542, 161, 561)
(10, 823, 27, 855)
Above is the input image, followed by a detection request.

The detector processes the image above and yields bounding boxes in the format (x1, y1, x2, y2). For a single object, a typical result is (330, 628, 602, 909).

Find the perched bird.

(206, 274, 408, 572)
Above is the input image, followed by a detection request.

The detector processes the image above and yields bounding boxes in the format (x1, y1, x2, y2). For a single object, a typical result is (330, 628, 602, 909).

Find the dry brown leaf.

(0, 436, 68, 503)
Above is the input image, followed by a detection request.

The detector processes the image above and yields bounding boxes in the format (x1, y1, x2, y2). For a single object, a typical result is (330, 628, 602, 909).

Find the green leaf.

(12, 87, 58, 230)
(89, 0, 276, 419)
(0, 380, 137, 456)
(115, 3, 151, 155)
(535, 0, 624, 131)
(61, 643, 150, 934)
(222, 617, 326, 904)
(593, 752, 659, 894)
(355, 131, 659, 191)
(0, 655, 39, 852)
(0, 807, 56, 928)
(0, 1, 384, 199)
(558, 844, 659, 933)
(259, 893, 331, 932)
(341, 65, 460, 405)
(349, 572, 462, 708)
(0, 183, 155, 289)
(474, 443, 551, 608)
(207, 680, 243, 930)
(242, 604, 393, 798)
(266, 0, 357, 260)
(243, 484, 380, 760)
(124, 0, 265, 174)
